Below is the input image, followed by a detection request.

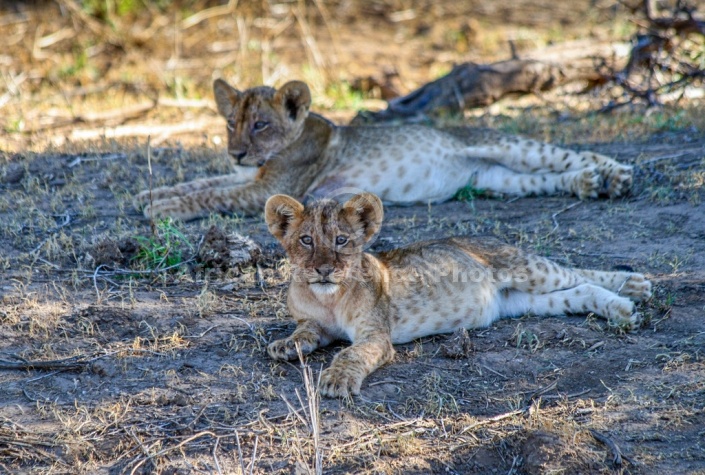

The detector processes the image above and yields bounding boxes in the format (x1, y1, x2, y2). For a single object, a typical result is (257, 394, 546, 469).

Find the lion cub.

(134, 80, 633, 221)
(265, 192, 652, 398)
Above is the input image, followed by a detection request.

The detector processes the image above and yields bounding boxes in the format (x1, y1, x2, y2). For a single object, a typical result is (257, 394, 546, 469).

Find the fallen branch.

(77, 100, 157, 124)
(66, 118, 219, 142)
(458, 408, 526, 435)
(0, 353, 106, 371)
(588, 428, 637, 467)
(354, 41, 631, 122)
(181, 0, 239, 30)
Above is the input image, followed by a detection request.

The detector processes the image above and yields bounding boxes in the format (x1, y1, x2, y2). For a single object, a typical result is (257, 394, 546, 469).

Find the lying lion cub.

(265, 192, 652, 397)
(134, 79, 633, 221)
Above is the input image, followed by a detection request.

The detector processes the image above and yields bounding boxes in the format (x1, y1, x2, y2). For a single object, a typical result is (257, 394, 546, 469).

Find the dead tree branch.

(355, 1, 703, 122)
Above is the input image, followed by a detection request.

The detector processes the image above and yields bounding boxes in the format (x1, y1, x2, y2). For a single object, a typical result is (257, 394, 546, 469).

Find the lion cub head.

(213, 79, 311, 167)
(265, 193, 383, 295)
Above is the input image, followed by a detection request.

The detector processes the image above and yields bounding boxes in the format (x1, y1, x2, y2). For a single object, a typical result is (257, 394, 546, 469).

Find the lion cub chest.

(287, 283, 367, 342)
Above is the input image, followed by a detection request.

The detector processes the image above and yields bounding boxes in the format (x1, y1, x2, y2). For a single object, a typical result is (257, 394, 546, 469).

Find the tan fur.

(134, 80, 633, 221)
(265, 193, 652, 398)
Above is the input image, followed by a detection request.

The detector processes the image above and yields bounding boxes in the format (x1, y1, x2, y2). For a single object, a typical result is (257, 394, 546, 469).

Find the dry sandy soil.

(1, 1, 704, 474)
(1, 125, 704, 475)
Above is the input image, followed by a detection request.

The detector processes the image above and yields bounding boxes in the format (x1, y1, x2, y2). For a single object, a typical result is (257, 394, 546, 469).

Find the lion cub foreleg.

(267, 320, 334, 361)
(319, 315, 395, 398)
(133, 170, 258, 211)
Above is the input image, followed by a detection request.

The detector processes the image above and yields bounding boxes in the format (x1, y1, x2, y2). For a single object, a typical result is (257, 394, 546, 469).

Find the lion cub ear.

(265, 194, 305, 242)
(213, 79, 242, 117)
(342, 193, 384, 243)
(274, 81, 311, 122)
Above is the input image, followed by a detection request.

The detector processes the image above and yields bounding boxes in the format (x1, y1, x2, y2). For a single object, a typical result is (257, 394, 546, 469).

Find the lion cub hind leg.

(579, 151, 633, 198)
(470, 138, 633, 197)
(473, 164, 601, 199)
(495, 252, 647, 327)
(502, 284, 639, 328)
(571, 269, 652, 301)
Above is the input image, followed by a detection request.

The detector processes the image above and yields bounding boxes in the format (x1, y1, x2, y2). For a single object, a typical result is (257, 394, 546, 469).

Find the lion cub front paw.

(267, 334, 319, 361)
(319, 365, 365, 398)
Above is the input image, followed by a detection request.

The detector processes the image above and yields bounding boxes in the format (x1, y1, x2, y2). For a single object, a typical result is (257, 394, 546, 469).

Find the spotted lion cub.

(265, 192, 651, 398)
(134, 80, 633, 221)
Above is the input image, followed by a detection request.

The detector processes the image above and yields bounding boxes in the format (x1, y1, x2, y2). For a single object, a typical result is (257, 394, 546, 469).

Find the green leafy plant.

(81, 0, 145, 19)
(454, 183, 486, 202)
(324, 82, 365, 111)
(133, 218, 193, 271)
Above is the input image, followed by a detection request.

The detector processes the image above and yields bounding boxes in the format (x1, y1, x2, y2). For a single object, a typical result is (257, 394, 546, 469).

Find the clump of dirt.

(441, 327, 474, 358)
(67, 305, 141, 341)
(194, 226, 261, 275)
(520, 430, 590, 474)
(82, 237, 140, 269)
(1, 163, 25, 184)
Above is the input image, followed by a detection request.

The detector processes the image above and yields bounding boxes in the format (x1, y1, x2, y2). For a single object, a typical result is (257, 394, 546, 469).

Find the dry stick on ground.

(550, 201, 582, 234)
(67, 118, 218, 144)
(147, 136, 155, 237)
(457, 379, 560, 436)
(588, 428, 637, 467)
(181, 0, 239, 30)
(24, 101, 157, 132)
(0, 349, 175, 374)
(0, 351, 114, 371)
(128, 430, 218, 475)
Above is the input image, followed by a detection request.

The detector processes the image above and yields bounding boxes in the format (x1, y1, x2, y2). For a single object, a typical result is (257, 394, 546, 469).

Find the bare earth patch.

(1, 128, 703, 474)
(1, 0, 704, 472)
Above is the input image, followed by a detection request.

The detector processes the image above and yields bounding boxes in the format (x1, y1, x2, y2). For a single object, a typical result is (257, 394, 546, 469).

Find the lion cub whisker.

(265, 192, 652, 398)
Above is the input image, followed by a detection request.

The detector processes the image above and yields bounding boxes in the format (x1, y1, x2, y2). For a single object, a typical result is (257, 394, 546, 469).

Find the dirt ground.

(1, 128, 704, 474)
(2, 1, 705, 474)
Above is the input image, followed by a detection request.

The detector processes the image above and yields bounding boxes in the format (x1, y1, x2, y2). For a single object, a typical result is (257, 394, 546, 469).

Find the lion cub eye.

(253, 121, 269, 132)
(226, 119, 236, 131)
(300, 235, 313, 246)
(335, 236, 348, 246)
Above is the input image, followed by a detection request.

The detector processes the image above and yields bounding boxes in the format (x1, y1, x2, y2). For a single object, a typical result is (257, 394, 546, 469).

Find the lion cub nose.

(229, 150, 247, 164)
(315, 265, 334, 278)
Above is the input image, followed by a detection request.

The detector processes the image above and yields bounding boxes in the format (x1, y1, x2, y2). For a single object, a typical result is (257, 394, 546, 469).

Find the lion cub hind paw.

(619, 274, 652, 302)
(606, 299, 640, 330)
(319, 367, 364, 398)
(606, 164, 633, 198)
(575, 167, 601, 200)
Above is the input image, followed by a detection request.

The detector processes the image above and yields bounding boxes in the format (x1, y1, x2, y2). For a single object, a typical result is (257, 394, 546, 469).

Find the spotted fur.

(264, 193, 652, 397)
(134, 80, 633, 221)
